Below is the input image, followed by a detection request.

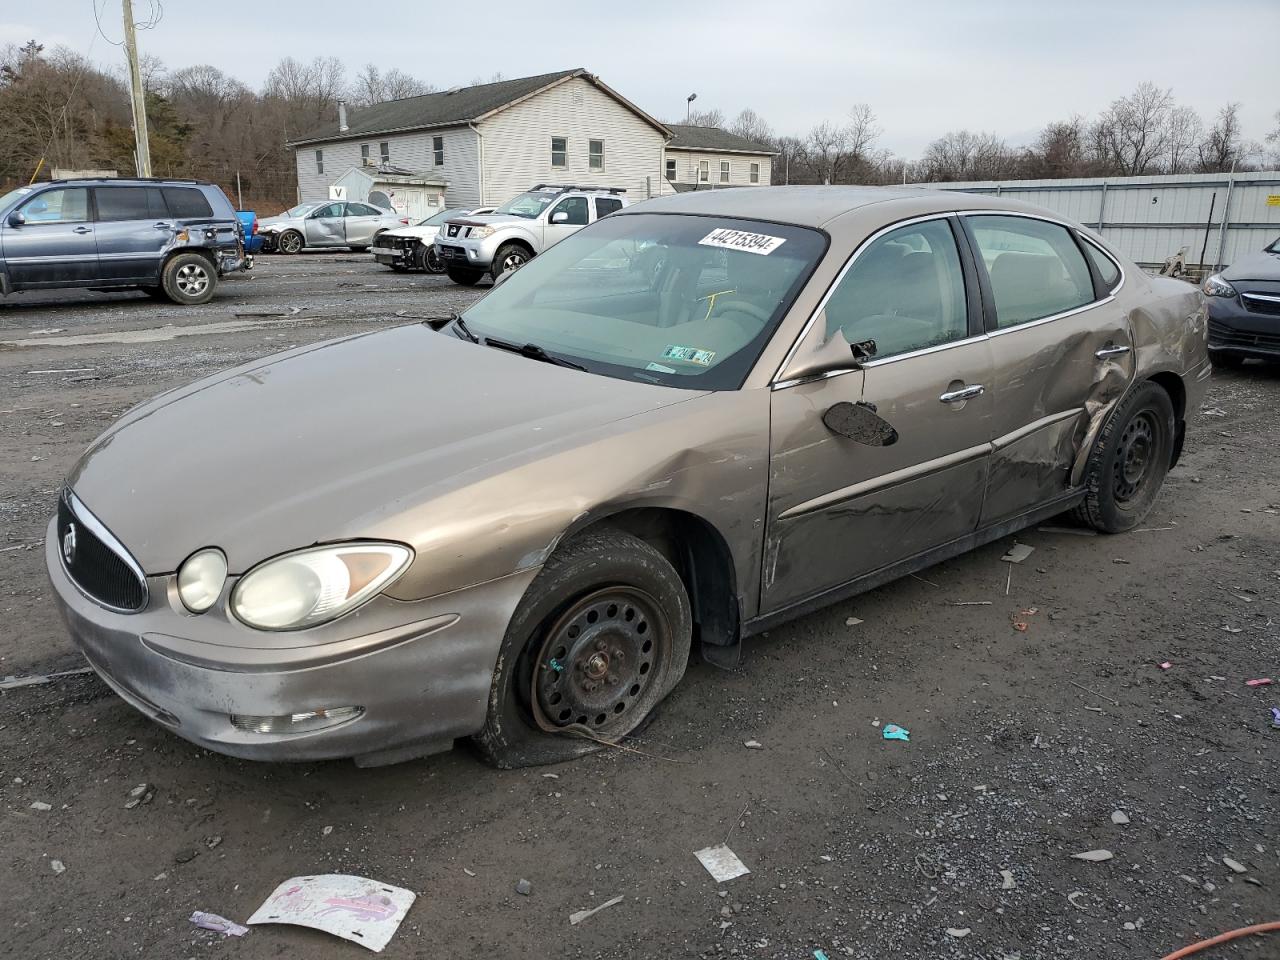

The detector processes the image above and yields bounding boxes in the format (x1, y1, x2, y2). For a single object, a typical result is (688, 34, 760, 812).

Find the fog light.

(229, 706, 364, 735)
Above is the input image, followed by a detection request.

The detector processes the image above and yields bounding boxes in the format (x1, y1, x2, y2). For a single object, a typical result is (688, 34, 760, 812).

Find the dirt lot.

(1, 254, 1277, 960)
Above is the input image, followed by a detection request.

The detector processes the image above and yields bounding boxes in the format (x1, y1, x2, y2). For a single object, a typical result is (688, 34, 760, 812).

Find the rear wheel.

(161, 253, 217, 305)
(277, 230, 303, 255)
(446, 266, 485, 286)
(473, 529, 692, 769)
(1073, 381, 1175, 533)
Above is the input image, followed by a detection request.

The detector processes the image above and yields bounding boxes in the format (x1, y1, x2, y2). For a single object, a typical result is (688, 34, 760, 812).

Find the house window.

(360, 144, 370, 163)
(665, 158, 676, 181)
(433, 136, 444, 166)
(315, 149, 324, 174)
(551, 136, 567, 168)
(720, 160, 730, 183)
(589, 139, 604, 170)
(750, 162, 760, 184)
(698, 160, 709, 182)
(380, 141, 390, 164)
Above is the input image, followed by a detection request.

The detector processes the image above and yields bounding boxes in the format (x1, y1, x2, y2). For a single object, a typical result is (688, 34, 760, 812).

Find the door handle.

(153, 222, 172, 230)
(72, 226, 92, 234)
(939, 384, 984, 404)
(1095, 344, 1131, 359)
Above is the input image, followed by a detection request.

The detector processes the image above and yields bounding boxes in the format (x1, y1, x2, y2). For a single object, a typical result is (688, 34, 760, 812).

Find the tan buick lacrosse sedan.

(47, 187, 1210, 768)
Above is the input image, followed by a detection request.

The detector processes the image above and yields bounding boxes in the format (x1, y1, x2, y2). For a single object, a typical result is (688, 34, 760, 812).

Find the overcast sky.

(4, 0, 1275, 158)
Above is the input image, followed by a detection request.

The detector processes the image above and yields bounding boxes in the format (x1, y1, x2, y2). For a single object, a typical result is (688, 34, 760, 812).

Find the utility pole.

(121, 0, 152, 177)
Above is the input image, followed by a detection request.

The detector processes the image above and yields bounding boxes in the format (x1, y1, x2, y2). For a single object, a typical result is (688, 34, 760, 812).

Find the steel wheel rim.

(1113, 411, 1158, 503)
(530, 586, 669, 736)
(501, 251, 526, 273)
(280, 233, 301, 253)
(175, 263, 209, 296)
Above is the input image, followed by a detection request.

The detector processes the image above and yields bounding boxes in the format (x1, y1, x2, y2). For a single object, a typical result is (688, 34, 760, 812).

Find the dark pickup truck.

(0, 177, 245, 305)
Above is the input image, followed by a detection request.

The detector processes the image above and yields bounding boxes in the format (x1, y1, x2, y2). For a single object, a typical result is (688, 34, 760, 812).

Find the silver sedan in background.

(259, 200, 409, 254)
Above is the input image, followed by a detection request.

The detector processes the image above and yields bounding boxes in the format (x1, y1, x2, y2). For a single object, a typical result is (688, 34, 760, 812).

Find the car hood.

(380, 225, 439, 240)
(448, 213, 533, 228)
(68, 324, 691, 575)
(1222, 251, 1280, 283)
(256, 215, 301, 232)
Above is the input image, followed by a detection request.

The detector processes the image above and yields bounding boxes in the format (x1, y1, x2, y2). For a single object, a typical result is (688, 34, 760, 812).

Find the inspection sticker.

(698, 227, 786, 256)
(663, 345, 716, 366)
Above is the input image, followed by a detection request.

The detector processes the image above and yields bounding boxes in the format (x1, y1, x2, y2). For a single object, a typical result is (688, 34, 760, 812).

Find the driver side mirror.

(779, 325, 875, 382)
(550, 211, 569, 224)
(7, 211, 25, 227)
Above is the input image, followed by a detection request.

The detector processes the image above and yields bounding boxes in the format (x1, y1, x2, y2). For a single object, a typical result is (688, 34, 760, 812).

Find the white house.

(663, 124, 775, 190)
(288, 69, 674, 209)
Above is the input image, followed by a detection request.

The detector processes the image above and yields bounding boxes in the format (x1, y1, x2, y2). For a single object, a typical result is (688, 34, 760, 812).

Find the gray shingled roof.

(666, 124, 775, 154)
(290, 69, 586, 145)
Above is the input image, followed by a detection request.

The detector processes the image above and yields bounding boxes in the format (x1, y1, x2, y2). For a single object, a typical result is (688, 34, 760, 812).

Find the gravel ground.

(1, 254, 1277, 960)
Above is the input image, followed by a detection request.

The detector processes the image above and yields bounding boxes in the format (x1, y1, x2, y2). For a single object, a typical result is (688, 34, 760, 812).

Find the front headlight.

(468, 225, 494, 240)
(1202, 273, 1237, 298)
(230, 543, 413, 631)
(178, 548, 228, 613)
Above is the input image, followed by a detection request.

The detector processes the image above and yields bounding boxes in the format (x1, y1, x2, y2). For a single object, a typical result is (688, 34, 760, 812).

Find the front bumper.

(372, 239, 419, 267)
(435, 234, 501, 270)
(1207, 297, 1280, 360)
(45, 522, 537, 764)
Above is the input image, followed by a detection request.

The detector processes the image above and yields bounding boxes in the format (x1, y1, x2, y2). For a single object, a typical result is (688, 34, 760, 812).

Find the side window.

(379, 142, 390, 163)
(698, 160, 709, 182)
(432, 136, 444, 166)
(594, 197, 622, 218)
(360, 144, 370, 163)
(93, 186, 164, 222)
(665, 158, 676, 181)
(1082, 237, 1121, 292)
(750, 162, 760, 184)
(551, 136, 567, 168)
(160, 187, 214, 219)
(550, 196, 589, 226)
(18, 187, 89, 223)
(589, 139, 604, 170)
(348, 203, 380, 217)
(312, 202, 344, 218)
(824, 218, 969, 361)
(720, 160, 730, 183)
(315, 149, 324, 174)
(966, 215, 1095, 329)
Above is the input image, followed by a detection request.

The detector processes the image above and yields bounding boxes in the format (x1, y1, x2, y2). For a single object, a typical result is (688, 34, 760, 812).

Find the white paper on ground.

(246, 874, 415, 953)
(694, 844, 751, 882)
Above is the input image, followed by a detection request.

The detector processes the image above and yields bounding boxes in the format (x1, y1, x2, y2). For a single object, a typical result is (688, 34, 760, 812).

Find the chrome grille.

(1242, 294, 1280, 318)
(57, 492, 148, 612)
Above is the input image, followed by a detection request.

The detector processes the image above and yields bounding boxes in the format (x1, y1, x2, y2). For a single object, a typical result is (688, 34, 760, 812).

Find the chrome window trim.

(986, 293, 1117, 338)
(62, 489, 150, 614)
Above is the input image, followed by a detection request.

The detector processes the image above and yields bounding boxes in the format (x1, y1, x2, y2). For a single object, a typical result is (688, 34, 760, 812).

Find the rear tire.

(161, 253, 217, 305)
(473, 528, 692, 769)
(1072, 381, 1175, 533)
(446, 266, 485, 286)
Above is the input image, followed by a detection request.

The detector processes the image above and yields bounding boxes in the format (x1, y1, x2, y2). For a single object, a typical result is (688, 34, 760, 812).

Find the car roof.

(621, 185, 1055, 229)
(43, 177, 213, 187)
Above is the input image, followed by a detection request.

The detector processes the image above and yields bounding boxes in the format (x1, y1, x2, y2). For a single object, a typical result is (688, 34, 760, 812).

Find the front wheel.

(418, 245, 445, 274)
(473, 529, 692, 769)
(277, 230, 303, 255)
(1073, 381, 1175, 533)
(491, 243, 531, 281)
(161, 253, 218, 305)
(446, 266, 485, 286)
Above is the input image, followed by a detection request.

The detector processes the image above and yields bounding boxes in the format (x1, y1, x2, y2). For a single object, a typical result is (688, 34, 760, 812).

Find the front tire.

(491, 242, 531, 281)
(1073, 381, 1175, 533)
(446, 266, 485, 286)
(473, 529, 692, 769)
(161, 253, 217, 305)
(277, 230, 303, 255)
(418, 245, 445, 274)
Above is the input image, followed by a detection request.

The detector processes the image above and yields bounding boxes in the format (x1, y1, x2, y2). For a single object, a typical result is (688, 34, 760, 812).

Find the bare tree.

(1266, 109, 1280, 165)
(1093, 82, 1173, 175)
(352, 64, 433, 106)
(921, 130, 1015, 181)
(728, 108, 773, 145)
(683, 107, 725, 128)
(1197, 102, 1242, 172)
(1164, 105, 1202, 173)
(1025, 116, 1089, 178)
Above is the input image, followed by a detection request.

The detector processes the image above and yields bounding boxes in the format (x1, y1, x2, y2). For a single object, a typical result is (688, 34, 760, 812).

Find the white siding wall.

(294, 126, 481, 206)
(477, 77, 669, 206)
(664, 150, 772, 188)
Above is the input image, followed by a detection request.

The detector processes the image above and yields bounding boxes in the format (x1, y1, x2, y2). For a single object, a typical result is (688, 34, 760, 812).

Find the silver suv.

(0, 178, 244, 305)
(434, 184, 629, 285)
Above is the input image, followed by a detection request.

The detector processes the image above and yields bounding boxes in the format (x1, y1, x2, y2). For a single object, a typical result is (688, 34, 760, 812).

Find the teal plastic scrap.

(814, 951, 831, 960)
(882, 723, 910, 742)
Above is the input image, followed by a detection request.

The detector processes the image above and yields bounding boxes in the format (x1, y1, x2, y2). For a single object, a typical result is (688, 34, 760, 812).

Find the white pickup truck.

(433, 184, 629, 285)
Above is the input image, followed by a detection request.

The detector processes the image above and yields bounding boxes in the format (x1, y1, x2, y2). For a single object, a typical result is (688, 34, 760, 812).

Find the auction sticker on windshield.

(698, 228, 786, 256)
(663, 345, 716, 366)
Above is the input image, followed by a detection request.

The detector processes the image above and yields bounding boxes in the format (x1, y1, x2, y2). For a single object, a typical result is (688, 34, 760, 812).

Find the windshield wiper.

(483, 336, 587, 371)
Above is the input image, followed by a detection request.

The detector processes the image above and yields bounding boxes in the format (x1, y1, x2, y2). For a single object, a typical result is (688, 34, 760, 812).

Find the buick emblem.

(62, 522, 77, 565)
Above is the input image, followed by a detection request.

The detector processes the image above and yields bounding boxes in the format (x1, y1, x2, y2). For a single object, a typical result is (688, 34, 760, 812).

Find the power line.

(92, 0, 123, 46)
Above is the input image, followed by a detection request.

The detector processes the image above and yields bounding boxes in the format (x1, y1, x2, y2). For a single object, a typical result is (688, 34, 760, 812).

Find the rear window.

(95, 186, 166, 222)
(161, 187, 214, 219)
(1082, 238, 1121, 292)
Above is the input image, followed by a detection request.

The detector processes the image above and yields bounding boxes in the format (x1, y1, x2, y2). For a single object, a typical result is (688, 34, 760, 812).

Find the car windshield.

(283, 203, 322, 217)
(460, 212, 827, 390)
(0, 186, 33, 211)
(1266, 236, 1280, 254)
(493, 192, 558, 220)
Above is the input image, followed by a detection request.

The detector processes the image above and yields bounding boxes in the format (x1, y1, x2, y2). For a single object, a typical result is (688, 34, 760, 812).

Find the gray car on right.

(1203, 237, 1280, 366)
